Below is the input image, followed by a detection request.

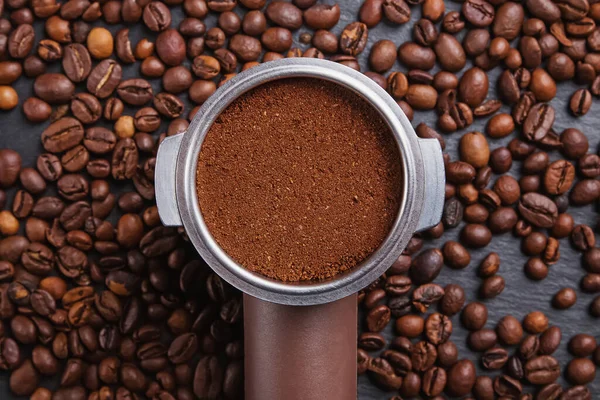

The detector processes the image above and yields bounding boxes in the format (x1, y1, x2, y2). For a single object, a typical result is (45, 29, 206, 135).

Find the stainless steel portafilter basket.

(155, 58, 445, 400)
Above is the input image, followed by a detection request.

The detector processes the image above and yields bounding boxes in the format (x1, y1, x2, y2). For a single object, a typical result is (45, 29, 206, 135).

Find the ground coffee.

(196, 78, 403, 282)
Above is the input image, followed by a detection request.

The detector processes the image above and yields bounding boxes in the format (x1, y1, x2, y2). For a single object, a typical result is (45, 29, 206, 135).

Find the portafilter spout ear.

(155, 58, 445, 400)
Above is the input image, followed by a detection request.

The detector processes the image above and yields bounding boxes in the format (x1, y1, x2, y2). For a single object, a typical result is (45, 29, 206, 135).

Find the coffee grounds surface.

(196, 78, 403, 282)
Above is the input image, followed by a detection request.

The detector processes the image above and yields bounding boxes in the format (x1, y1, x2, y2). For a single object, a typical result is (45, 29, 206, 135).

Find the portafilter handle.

(244, 294, 357, 400)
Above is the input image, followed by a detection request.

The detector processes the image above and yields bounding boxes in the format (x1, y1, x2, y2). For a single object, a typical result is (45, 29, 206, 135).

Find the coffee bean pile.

(0, 0, 599, 396)
(353, 0, 600, 395)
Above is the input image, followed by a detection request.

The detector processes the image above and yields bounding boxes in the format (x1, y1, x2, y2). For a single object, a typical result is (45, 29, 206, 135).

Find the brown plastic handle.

(244, 293, 357, 400)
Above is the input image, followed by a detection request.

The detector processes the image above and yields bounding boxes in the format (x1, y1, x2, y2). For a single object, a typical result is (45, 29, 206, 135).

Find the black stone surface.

(0, 0, 599, 398)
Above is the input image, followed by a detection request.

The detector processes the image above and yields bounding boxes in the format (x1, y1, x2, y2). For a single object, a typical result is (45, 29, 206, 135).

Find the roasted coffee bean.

(480, 275, 505, 298)
(434, 33, 465, 72)
(106, 270, 139, 297)
(396, 314, 424, 338)
(570, 88, 592, 116)
(489, 148, 512, 174)
(434, 341, 456, 369)
(84, 127, 117, 155)
(87, 59, 122, 99)
(70, 93, 101, 125)
(446, 162, 475, 185)
(410, 340, 436, 372)
(556, 0, 589, 20)
(398, 42, 435, 70)
(9, 359, 38, 396)
(62, 43, 91, 82)
(22, 97, 51, 123)
(571, 179, 600, 205)
(1, 204, 18, 231)
(20, 168, 46, 194)
(102, 98, 123, 122)
(568, 333, 596, 358)
(464, 203, 489, 224)
(57, 174, 88, 201)
(460, 224, 492, 248)
(446, 359, 476, 396)
(115, 28, 135, 63)
(459, 132, 489, 169)
(154, 92, 184, 118)
(265, 1, 302, 30)
(424, 312, 451, 345)
(518, 192, 558, 228)
(0, 337, 20, 370)
(357, 349, 370, 375)
(384, 275, 411, 297)
(143, 1, 171, 32)
(468, 329, 497, 352)
(368, 40, 395, 73)
(462, 302, 488, 331)
(414, 18, 437, 46)
(561, 128, 588, 158)
(358, 0, 383, 28)
(366, 304, 391, 332)
(463, 29, 490, 57)
(497, 315, 523, 345)
(339, 22, 368, 56)
(482, 347, 508, 369)
(358, 332, 386, 351)
(156, 29, 186, 66)
(494, 374, 523, 397)
(537, 383, 563, 399)
(0, 149, 21, 189)
(303, 3, 340, 29)
(562, 385, 591, 399)
(193, 355, 223, 398)
(412, 283, 444, 313)
(524, 314, 549, 339)
(462, 0, 494, 27)
(553, 287, 577, 309)
(493, 2, 524, 40)
(473, 376, 494, 399)
(534, 328, 559, 358)
(439, 283, 465, 316)
(59, 201, 91, 231)
(229, 34, 261, 62)
(571, 224, 595, 251)
(440, 11, 463, 33)
(524, 356, 561, 385)
(443, 241, 470, 269)
(21, 242, 54, 275)
(33, 73, 74, 104)
(117, 78, 153, 106)
(0, 62, 22, 85)
(581, 273, 600, 293)
(86, 26, 113, 59)
(388, 296, 411, 317)
(383, 0, 410, 24)
(382, 349, 411, 376)
(59, 145, 88, 173)
(442, 197, 463, 228)
(410, 248, 443, 284)
(8, 24, 35, 59)
(421, 366, 445, 396)
(111, 138, 138, 180)
(367, 357, 403, 390)
(578, 154, 600, 178)
(522, 103, 555, 142)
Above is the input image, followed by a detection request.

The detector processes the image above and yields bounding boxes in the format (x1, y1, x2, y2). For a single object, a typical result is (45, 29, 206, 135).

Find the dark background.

(0, 0, 599, 397)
